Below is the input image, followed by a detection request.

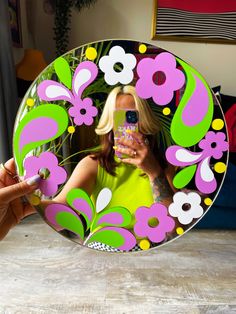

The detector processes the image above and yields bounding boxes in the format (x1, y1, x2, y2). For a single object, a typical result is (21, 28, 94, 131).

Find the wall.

(13, 0, 33, 63)
(14, 0, 236, 95)
(13, 0, 54, 64)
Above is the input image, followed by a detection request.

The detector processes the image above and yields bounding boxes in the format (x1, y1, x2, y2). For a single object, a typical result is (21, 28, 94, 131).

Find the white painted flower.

(98, 46, 137, 85)
(168, 192, 204, 225)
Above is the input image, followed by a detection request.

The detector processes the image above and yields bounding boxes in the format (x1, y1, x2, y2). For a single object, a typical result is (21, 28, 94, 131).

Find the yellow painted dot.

(163, 107, 171, 115)
(212, 119, 224, 130)
(26, 98, 35, 107)
(214, 162, 226, 173)
(85, 47, 97, 60)
(204, 197, 213, 206)
(29, 195, 41, 206)
(139, 44, 147, 54)
(139, 239, 150, 250)
(68, 126, 75, 134)
(176, 227, 184, 235)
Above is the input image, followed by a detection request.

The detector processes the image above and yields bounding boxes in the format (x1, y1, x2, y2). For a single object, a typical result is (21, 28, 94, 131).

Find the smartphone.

(113, 109, 139, 159)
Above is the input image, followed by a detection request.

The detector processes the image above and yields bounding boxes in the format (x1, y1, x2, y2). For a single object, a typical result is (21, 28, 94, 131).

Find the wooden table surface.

(0, 213, 235, 314)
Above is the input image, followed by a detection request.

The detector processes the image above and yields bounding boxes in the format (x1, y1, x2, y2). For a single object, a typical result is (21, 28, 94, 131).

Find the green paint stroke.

(56, 211, 84, 240)
(13, 104, 69, 176)
(173, 164, 197, 189)
(91, 206, 132, 231)
(171, 59, 214, 147)
(54, 57, 72, 89)
(66, 188, 96, 229)
(87, 229, 125, 248)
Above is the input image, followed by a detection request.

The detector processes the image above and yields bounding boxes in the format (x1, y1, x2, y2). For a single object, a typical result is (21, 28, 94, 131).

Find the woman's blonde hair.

(95, 85, 160, 135)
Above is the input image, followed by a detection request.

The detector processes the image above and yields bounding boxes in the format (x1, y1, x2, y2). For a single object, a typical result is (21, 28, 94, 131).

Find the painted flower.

(24, 152, 67, 196)
(68, 98, 98, 126)
(45, 188, 136, 251)
(37, 59, 98, 126)
(134, 203, 175, 243)
(199, 131, 229, 159)
(168, 192, 204, 225)
(98, 46, 137, 85)
(135, 52, 185, 106)
(166, 131, 229, 194)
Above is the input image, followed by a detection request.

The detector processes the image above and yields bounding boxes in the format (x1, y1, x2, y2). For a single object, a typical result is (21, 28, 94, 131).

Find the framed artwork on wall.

(8, 0, 22, 47)
(151, 0, 236, 44)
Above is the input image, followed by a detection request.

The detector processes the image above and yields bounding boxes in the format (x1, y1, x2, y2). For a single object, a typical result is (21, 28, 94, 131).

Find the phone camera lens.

(126, 111, 138, 123)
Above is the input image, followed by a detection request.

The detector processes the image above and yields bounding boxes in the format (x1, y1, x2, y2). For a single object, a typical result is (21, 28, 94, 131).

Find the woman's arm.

(54, 155, 98, 203)
(149, 164, 177, 207)
(150, 173, 173, 204)
(41, 155, 98, 206)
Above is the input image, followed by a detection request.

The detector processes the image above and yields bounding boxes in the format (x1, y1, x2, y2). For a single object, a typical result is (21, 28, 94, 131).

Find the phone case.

(113, 109, 139, 159)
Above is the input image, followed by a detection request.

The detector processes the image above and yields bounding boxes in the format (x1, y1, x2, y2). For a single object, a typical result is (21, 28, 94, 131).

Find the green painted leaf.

(173, 164, 197, 189)
(87, 228, 124, 248)
(56, 211, 84, 240)
(91, 206, 132, 232)
(66, 188, 95, 229)
(13, 104, 69, 176)
(171, 59, 214, 147)
(54, 57, 72, 89)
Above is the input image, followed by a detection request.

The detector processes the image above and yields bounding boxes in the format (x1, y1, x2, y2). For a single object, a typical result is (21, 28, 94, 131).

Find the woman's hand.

(0, 158, 40, 240)
(115, 131, 162, 180)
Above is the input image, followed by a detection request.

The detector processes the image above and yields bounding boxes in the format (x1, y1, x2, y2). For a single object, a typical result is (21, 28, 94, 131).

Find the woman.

(53, 85, 175, 214)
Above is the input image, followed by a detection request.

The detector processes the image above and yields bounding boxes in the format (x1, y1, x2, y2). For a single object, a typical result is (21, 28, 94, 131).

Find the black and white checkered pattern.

(87, 241, 121, 252)
(87, 241, 143, 253)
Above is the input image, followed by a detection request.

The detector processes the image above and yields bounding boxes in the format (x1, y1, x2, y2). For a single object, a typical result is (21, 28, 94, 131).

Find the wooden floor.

(0, 213, 235, 314)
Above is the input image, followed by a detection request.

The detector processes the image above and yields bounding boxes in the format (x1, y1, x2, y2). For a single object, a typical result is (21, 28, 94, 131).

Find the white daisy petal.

(192, 205, 204, 219)
(98, 55, 109, 72)
(104, 71, 119, 85)
(99, 45, 136, 86)
(168, 203, 179, 218)
(188, 192, 202, 205)
(173, 191, 186, 204)
(119, 70, 134, 85)
(168, 191, 204, 225)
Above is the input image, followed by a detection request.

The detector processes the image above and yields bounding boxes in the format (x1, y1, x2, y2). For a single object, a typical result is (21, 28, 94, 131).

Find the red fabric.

(158, 0, 236, 13)
(225, 103, 236, 152)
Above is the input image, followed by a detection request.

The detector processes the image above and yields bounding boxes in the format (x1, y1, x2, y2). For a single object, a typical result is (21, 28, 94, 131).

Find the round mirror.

(13, 40, 229, 252)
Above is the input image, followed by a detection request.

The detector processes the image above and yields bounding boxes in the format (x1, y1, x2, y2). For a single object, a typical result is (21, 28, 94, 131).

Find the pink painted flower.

(199, 131, 229, 159)
(135, 52, 185, 106)
(134, 203, 175, 243)
(37, 60, 98, 126)
(166, 131, 229, 194)
(68, 98, 98, 126)
(24, 152, 67, 196)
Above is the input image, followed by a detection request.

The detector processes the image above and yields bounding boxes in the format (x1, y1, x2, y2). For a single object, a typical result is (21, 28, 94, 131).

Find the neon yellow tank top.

(91, 158, 154, 226)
